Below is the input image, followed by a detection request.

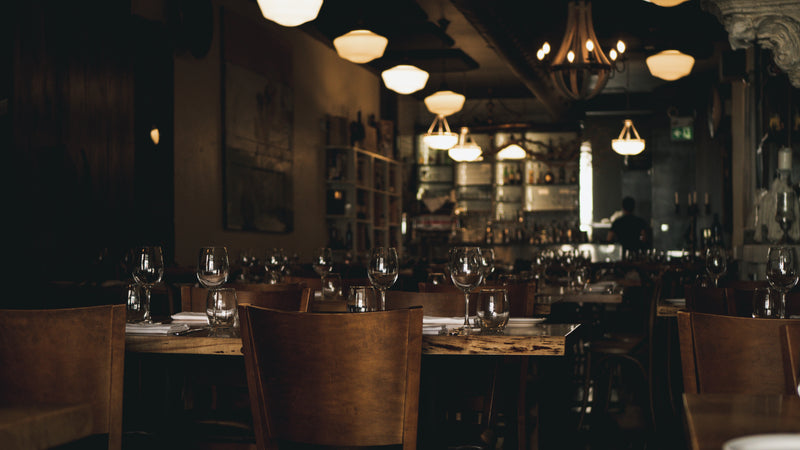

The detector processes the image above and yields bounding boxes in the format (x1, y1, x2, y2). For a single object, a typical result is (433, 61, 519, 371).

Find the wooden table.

(683, 393, 800, 450)
(657, 298, 685, 317)
(533, 291, 622, 315)
(126, 322, 581, 356)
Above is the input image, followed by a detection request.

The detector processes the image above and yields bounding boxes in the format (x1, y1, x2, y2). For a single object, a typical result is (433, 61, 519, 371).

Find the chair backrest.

(0, 304, 126, 449)
(239, 305, 423, 449)
(386, 290, 475, 317)
(684, 284, 730, 315)
(181, 284, 310, 312)
(677, 310, 799, 394)
(781, 323, 800, 392)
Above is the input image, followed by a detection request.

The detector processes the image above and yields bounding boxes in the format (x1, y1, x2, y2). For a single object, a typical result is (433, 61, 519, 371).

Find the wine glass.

(776, 191, 796, 244)
(197, 247, 230, 290)
(705, 246, 727, 287)
(449, 246, 484, 331)
(264, 248, 286, 284)
(312, 247, 333, 284)
(367, 247, 399, 311)
(479, 248, 495, 284)
(766, 246, 799, 319)
(132, 246, 164, 324)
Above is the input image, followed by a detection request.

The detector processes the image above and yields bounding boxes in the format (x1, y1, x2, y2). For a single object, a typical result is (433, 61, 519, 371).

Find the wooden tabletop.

(683, 393, 800, 450)
(657, 299, 685, 317)
(126, 322, 581, 356)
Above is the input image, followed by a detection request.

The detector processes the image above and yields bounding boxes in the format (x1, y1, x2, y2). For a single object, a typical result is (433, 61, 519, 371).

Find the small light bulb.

(609, 49, 618, 60)
(150, 127, 160, 145)
(537, 48, 545, 60)
(542, 42, 551, 54)
(617, 40, 626, 54)
(567, 51, 575, 63)
(585, 40, 594, 52)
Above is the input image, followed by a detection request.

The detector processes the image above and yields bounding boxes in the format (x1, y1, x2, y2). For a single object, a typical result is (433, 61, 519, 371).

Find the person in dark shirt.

(607, 197, 651, 252)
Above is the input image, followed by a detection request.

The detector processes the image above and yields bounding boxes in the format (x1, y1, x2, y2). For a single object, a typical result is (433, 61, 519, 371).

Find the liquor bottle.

(345, 223, 353, 249)
(485, 221, 494, 245)
(710, 213, 723, 247)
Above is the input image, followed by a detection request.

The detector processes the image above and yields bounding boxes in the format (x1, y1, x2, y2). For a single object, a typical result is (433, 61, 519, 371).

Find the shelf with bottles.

(524, 159, 579, 186)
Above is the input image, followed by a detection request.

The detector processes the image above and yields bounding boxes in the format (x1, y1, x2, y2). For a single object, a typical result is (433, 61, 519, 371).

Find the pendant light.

(424, 90, 465, 116)
(646, 50, 695, 81)
(612, 119, 646, 155)
(647, 0, 689, 6)
(496, 143, 527, 160)
(448, 127, 482, 162)
(333, 30, 388, 64)
(547, 1, 613, 100)
(423, 115, 458, 150)
(381, 65, 429, 95)
(256, 0, 323, 27)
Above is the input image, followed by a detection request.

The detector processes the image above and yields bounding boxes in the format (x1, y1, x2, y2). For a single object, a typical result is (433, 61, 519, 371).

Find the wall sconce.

(448, 127, 482, 162)
(381, 65, 429, 95)
(256, 0, 323, 27)
(423, 115, 458, 150)
(333, 29, 387, 64)
(646, 50, 695, 81)
(611, 119, 645, 155)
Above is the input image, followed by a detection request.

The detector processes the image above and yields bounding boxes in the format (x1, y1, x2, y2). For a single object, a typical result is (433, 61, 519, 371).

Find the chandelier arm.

(427, 117, 439, 134)
(583, 2, 611, 66)
(553, 2, 579, 65)
(442, 116, 452, 133)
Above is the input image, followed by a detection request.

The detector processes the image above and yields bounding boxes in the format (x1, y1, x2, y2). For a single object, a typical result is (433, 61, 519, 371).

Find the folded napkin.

(422, 316, 471, 326)
(126, 323, 190, 335)
(171, 312, 210, 323)
(506, 318, 546, 327)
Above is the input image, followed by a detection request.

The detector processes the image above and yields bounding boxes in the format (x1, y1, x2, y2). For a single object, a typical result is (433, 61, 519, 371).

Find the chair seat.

(0, 403, 93, 450)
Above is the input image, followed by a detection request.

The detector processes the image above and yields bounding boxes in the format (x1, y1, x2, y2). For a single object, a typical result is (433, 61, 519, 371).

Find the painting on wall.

(222, 12, 294, 233)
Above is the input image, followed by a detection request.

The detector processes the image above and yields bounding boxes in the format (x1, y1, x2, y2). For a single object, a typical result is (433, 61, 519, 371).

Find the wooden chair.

(0, 305, 125, 449)
(386, 290, 474, 316)
(180, 283, 310, 313)
(239, 305, 423, 449)
(781, 323, 800, 392)
(677, 310, 799, 394)
(684, 284, 729, 315)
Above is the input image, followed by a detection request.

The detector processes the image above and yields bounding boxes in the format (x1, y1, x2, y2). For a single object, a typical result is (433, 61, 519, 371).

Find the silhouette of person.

(607, 197, 651, 252)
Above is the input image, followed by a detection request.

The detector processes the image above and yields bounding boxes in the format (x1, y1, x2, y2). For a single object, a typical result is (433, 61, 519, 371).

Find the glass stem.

(379, 289, 386, 311)
(780, 291, 788, 319)
(464, 291, 470, 326)
(143, 287, 152, 323)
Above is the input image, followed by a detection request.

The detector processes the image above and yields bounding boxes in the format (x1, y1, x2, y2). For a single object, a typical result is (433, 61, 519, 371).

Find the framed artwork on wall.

(221, 9, 294, 233)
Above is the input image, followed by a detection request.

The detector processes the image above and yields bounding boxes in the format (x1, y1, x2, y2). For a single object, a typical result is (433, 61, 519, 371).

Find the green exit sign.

(671, 117, 694, 141)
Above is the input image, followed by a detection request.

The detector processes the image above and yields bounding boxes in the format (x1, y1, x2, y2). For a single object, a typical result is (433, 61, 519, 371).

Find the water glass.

(206, 288, 238, 330)
(752, 287, 779, 318)
(322, 273, 343, 301)
(427, 272, 446, 285)
(125, 283, 145, 323)
(347, 285, 377, 313)
(476, 288, 510, 333)
(198, 246, 230, 289)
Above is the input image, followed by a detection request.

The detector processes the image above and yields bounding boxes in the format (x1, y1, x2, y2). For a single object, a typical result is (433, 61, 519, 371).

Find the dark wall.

(10, 1, 174, 286)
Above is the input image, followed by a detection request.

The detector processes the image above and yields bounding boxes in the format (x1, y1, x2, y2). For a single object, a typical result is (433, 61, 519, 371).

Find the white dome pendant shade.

(496, 144, 527, 160)
(424, 90, 466, 116)
(646, 50, 695, 81)
(449, 127, 482, 162)
(381, 65, 429, 95)
(647, 0, 689, 6)
(256, 0, 323, 27)
(611, 119, 646, 155)
(333, 30, 388, 64)
(423, 115, 458, 150)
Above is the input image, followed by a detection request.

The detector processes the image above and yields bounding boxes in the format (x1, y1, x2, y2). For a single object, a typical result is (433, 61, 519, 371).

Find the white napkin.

(506, 318, 546, 327)
(171, 312, 210, 323)
(422, 316, 473, 335)
(126, 323, 190, 335)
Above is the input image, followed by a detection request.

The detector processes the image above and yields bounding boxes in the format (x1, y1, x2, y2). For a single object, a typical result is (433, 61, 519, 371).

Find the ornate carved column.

(702, 0, 800, 87)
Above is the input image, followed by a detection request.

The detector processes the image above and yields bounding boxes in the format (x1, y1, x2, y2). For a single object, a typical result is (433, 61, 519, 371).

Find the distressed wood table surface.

(126, 323, 581, 356)
(683, 393, 800, 450)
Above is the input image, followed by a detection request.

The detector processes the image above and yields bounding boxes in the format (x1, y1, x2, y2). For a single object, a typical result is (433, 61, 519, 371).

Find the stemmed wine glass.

(197, 247, 230, 291)
(312, 248, 333, 285)
(132, 246, 165, 324)
(766, 246, 799, 319)
(449, 246, 484, 331)
(705, 246, 727, 287)
(264, 248, 286, 284)
(479, 248, 495, 284)
(367, 247, 399, 311)
(776, 191, 796, 244)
